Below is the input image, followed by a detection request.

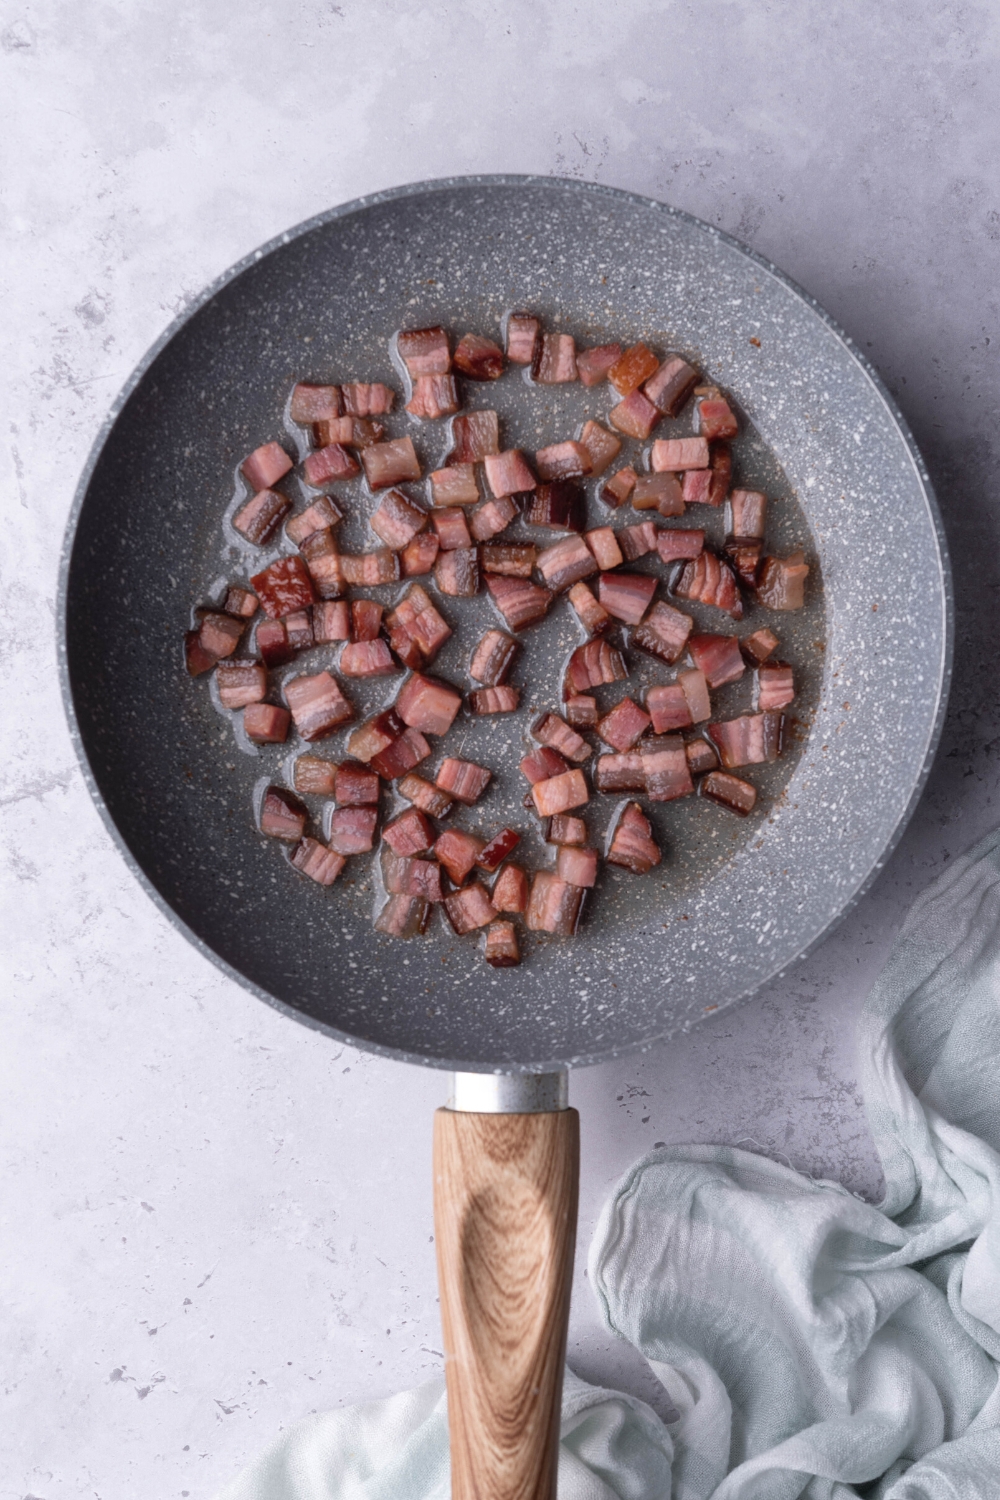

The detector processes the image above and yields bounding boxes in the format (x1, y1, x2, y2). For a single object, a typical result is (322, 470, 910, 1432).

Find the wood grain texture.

(433, 1108, 580, 1500)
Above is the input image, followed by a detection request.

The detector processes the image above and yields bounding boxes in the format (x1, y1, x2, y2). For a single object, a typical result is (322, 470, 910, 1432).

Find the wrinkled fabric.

(217, 830, 1000, 1500)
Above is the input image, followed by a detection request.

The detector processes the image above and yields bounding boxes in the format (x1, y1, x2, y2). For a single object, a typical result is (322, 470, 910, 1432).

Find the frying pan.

(59, 176, 950, 1499)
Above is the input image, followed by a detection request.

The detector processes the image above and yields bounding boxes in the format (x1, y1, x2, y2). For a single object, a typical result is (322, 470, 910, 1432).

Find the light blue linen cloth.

(218, 829, 1000, 1499)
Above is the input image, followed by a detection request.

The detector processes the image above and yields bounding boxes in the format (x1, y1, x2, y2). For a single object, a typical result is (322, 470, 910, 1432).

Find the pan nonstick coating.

(60, 177, 950, 1071)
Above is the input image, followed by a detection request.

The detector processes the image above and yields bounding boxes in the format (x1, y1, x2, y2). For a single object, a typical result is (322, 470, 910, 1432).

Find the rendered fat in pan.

(59, 177, 951, 1500)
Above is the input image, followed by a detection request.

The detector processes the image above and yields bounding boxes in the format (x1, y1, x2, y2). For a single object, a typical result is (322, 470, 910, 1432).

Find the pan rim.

(57, 173, 953, 1074)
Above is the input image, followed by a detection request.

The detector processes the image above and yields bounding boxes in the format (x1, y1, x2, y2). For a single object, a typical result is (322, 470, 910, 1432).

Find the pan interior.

(63, 179, 948, 1070)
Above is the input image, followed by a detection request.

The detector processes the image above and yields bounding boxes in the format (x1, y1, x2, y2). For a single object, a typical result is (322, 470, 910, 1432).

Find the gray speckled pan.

(59, 175, 951, 1073)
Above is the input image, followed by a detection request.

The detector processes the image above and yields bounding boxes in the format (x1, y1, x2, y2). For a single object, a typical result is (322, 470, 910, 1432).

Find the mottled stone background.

(1, 3, 998, 1497)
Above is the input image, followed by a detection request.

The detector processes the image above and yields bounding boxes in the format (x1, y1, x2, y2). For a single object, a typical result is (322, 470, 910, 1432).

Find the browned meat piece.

(469, 629, 519, 686)
(536, 534, 598, 591)
(387, 585, 452, 667)
(700, 771, 757, 815)
(598, 697, 651, 752)
(448, 410, 500, 464)
(361, 437, 422, 490)
(406, 374, 460, 419)
(401, 533, 440, 577)
(526, 871, 584, 934)
(534, 441, 593, 482)
(646, 684, 691, 734)
(642, 355, 699, 416)
(350, 600, 383, 642)
(431, 508, 473, 552)
(708, 712, 784, 768)
(594, 752, 645, 792)
(370, 489, 427, 550)
(430, 464, 479, 507)
(564, 640, 627, 694)
(303, 443, 360, 487)
(435, 828, 486, 884)
(696, 394, 738, 439)
(284, 671, 355, 740)
(294, 755, 338, 796)
(492, 863, 529, 913)
(286, 496, 344, 547)
(601, 467, 637, 507)
(578, 420, 621, 475)
(741, 628, 781, 665)
(651, 437, 710, 472)
(607, 802, 661, 872)
(685, 738, 719, 776)
(398, 773, 454, 818)
(631, 601, 694, 665)
(469, 686, 520, 714)
(618, 522, 659, 560)
(485, 574, 553, 631)
(223, 585, 259, 619)
(656, 531, 704, 567)
(505, 313, 540, 366)
(546, 814, 588, 845)
(251, 556, 315, 618)
(531, 769, 589, 818)
(608, 389, 660, 440)
(260, 786, 307, 840)
(757, 552, 810, 610)
(244, 703, 291, 744)
(374, 893, 430, 938)
(291, 838, 345, 887)
(642, 735, 694, 802)
(397, 325, 450, 376)
(532, 712, 591, 763)
(533, 332, 578, 384)
(233, 488, 291, 545)
(556, 846, 598, 887)
(290, 383, 342, 424)
(436, 757, 492, 805)
(484, 449, 537, 498)
(484, 921, 521, 967)
(565, 695, 598, 729)
(755, 662, 795, 711)
(476, 829, 521, 872)
(444, 882, 497, 934)
(396, 673, 463, 735)
(469, 497, 518, 542)
(631, 473, 684, 516)
(314, 600, 351, 643)
(520, 747, 569, 784)
(383, 808, 436, 857)
(300, 529, 345, 598)
(341, 382, 395, 416)
(255, 619, 294, 668)
(673, 552, 744, 619)
(525, 481, 586, 533)
(434, 546, 479, 596)
(480, 543, 536, 577)
(576, 345, 622, 387)
(609, 342, 659, 396)
(453, 333, 504, 381)
(598, 571, 657, 625)
(585, 527, 623, 570)
(242, 441, 293, 491)
(727, 488, 767, 539)
(216, 662, 267, 709)
(340, 640, 398, 678)
(687, 634, 745, 688)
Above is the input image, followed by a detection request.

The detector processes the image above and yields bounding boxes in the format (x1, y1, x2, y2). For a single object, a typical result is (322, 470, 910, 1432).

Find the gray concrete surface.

(2, 3, 998, 1496)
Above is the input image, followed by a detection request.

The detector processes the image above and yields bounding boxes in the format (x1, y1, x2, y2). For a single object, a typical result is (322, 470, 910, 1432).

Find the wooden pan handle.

(433, 1107, 580, 1500)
